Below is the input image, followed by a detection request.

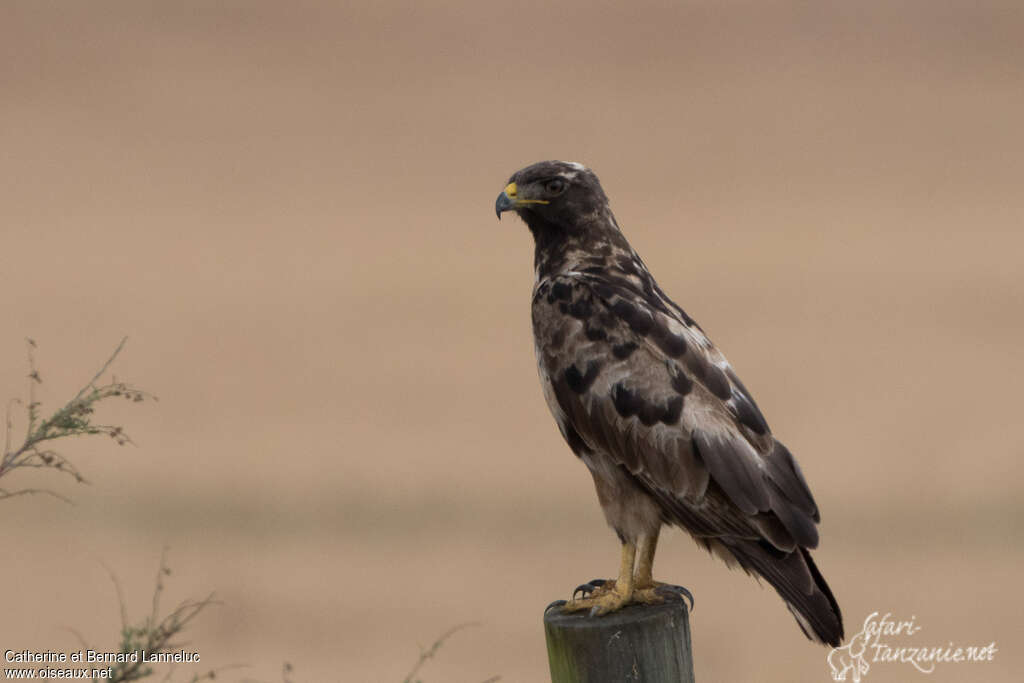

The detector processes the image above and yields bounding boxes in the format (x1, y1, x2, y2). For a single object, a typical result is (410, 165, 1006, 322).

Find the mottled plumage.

(496, 160, 843, 646)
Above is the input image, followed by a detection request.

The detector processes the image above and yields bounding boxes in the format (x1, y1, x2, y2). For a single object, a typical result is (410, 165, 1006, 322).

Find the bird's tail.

(728, 539, 844, 647)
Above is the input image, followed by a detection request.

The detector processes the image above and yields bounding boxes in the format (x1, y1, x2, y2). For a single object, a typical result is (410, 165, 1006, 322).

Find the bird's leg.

(634, 529, 659, 590)
(633, 529, 695, 609)
(562, 541, 636, 616)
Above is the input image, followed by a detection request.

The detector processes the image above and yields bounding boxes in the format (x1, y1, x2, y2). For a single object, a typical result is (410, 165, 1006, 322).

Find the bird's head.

(495, 160, 609, 233)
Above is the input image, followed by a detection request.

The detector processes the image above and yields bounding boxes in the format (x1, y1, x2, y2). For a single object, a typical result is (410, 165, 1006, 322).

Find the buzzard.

(496, 160, 843, 646)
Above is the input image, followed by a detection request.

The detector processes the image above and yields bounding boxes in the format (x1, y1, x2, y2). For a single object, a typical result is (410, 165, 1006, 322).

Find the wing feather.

(533, 273, 819, 551)
(532, 271, 841, 646)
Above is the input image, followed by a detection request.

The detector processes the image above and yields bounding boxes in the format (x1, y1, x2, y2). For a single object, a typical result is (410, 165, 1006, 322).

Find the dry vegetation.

(1, 341, 218, 683)
(2, 341, 492, 683)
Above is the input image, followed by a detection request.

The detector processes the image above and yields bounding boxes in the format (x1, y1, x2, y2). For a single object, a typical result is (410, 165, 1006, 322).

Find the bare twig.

(0, 487, 73, 504)
(402, 623, 499, 683)
(0, 338, 153, 501)
(74, 337, 128, 402)
(99, 553, 218, 683)
(102, 562, 131, 636)
(62, 626, 91, 653)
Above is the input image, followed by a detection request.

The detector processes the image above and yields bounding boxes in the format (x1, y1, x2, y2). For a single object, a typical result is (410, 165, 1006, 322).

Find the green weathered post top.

(543, 600, 695, 683)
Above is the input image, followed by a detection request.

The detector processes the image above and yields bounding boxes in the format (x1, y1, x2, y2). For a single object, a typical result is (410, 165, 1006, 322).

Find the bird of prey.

(495, 160, 843, 646)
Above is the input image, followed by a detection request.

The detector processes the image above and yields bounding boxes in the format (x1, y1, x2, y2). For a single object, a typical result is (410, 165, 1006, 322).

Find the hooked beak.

(495, 186, 516, 219)
(495, 181, 548, 219)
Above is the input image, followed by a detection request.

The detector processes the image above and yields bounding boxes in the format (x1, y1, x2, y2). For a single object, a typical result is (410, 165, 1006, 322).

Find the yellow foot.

(562, 580, 633, 616)
(632, 586, 668, 605)
(634, 581, 695, 610)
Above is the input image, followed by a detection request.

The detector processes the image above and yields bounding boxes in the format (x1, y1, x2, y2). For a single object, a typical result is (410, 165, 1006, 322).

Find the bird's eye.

(544, 178, 567, 195)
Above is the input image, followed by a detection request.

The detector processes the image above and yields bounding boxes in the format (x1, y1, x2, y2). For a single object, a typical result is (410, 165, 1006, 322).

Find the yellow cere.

(504, 181, 549, 205)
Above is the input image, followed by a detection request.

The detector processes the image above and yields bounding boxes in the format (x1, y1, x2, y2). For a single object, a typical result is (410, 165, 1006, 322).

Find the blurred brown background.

(2, 1, 1022, 681)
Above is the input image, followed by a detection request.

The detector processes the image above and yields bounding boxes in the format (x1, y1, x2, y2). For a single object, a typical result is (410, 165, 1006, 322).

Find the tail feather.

(726, 539, 844, 647)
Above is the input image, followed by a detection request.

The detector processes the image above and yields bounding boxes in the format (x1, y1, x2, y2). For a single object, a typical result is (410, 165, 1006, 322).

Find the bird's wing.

(534, 270, 844, 646)
(532, 272, 821, 552)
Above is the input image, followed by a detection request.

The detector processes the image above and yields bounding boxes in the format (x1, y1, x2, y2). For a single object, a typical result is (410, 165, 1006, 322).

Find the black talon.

(655, 584, 695, 611)
(545, 599, 567, 613)
(572, 583, 592, 599)
(572, 578, 607, 600)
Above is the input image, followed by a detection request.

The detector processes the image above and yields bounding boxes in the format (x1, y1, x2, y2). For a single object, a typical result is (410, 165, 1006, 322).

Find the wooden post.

(543, 600, 695, 683)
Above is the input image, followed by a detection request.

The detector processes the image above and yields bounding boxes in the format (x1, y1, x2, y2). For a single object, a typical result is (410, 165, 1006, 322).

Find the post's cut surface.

(543, 599, 695, 683)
